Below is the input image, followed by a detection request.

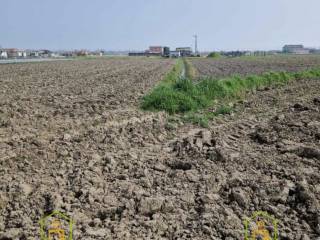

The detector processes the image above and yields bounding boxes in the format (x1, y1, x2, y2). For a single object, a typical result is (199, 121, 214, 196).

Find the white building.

(6, 49, 27, 58)
(283, 45, 310, 54)
(28, 51, 40, 57)
(0, 49, 8, 59)
(170, 51, 181, 58)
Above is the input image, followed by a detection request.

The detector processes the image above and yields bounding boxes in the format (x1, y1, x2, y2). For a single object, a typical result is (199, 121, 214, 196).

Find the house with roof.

(6, 48, 27, 58)
(283, 45, 310, 54)
(28, 50, 40, 57)
(176, 47, 192, 57)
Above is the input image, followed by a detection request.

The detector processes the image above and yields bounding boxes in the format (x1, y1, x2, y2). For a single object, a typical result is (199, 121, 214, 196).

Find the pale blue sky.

(1, 0, 320, 51)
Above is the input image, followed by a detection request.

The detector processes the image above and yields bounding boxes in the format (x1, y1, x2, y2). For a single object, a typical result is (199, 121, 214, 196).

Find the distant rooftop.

(283, 44, 304, 48)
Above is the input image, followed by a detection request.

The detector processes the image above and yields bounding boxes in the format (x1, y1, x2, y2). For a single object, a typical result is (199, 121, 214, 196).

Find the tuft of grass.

(182, 113, 209, 128)
(182, 105, 233, 128)
(142, 78, 211, 114)
(215, 105, 233, 115)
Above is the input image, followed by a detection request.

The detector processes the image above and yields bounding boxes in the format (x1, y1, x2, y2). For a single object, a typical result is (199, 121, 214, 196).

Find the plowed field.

(192, 55, 320, 78)
(0, 57, 319, 239)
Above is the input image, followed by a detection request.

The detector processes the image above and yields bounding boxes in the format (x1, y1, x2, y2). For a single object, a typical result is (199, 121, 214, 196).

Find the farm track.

(0, 57, 320, 239)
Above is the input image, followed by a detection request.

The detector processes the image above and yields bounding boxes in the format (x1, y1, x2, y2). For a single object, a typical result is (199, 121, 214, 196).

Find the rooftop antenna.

(193, 35, 198, 55)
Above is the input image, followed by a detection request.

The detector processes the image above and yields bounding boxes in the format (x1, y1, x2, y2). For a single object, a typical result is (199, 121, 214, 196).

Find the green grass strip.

(184, 58, 198, 79)
(142, 67, 320, 115)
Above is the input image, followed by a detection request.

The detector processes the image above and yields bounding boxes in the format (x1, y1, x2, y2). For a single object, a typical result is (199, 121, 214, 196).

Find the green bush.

(207, 52, 221, 58)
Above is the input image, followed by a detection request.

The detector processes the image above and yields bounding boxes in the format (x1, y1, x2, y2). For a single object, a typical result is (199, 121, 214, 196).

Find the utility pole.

(193, 35, 198, 55)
